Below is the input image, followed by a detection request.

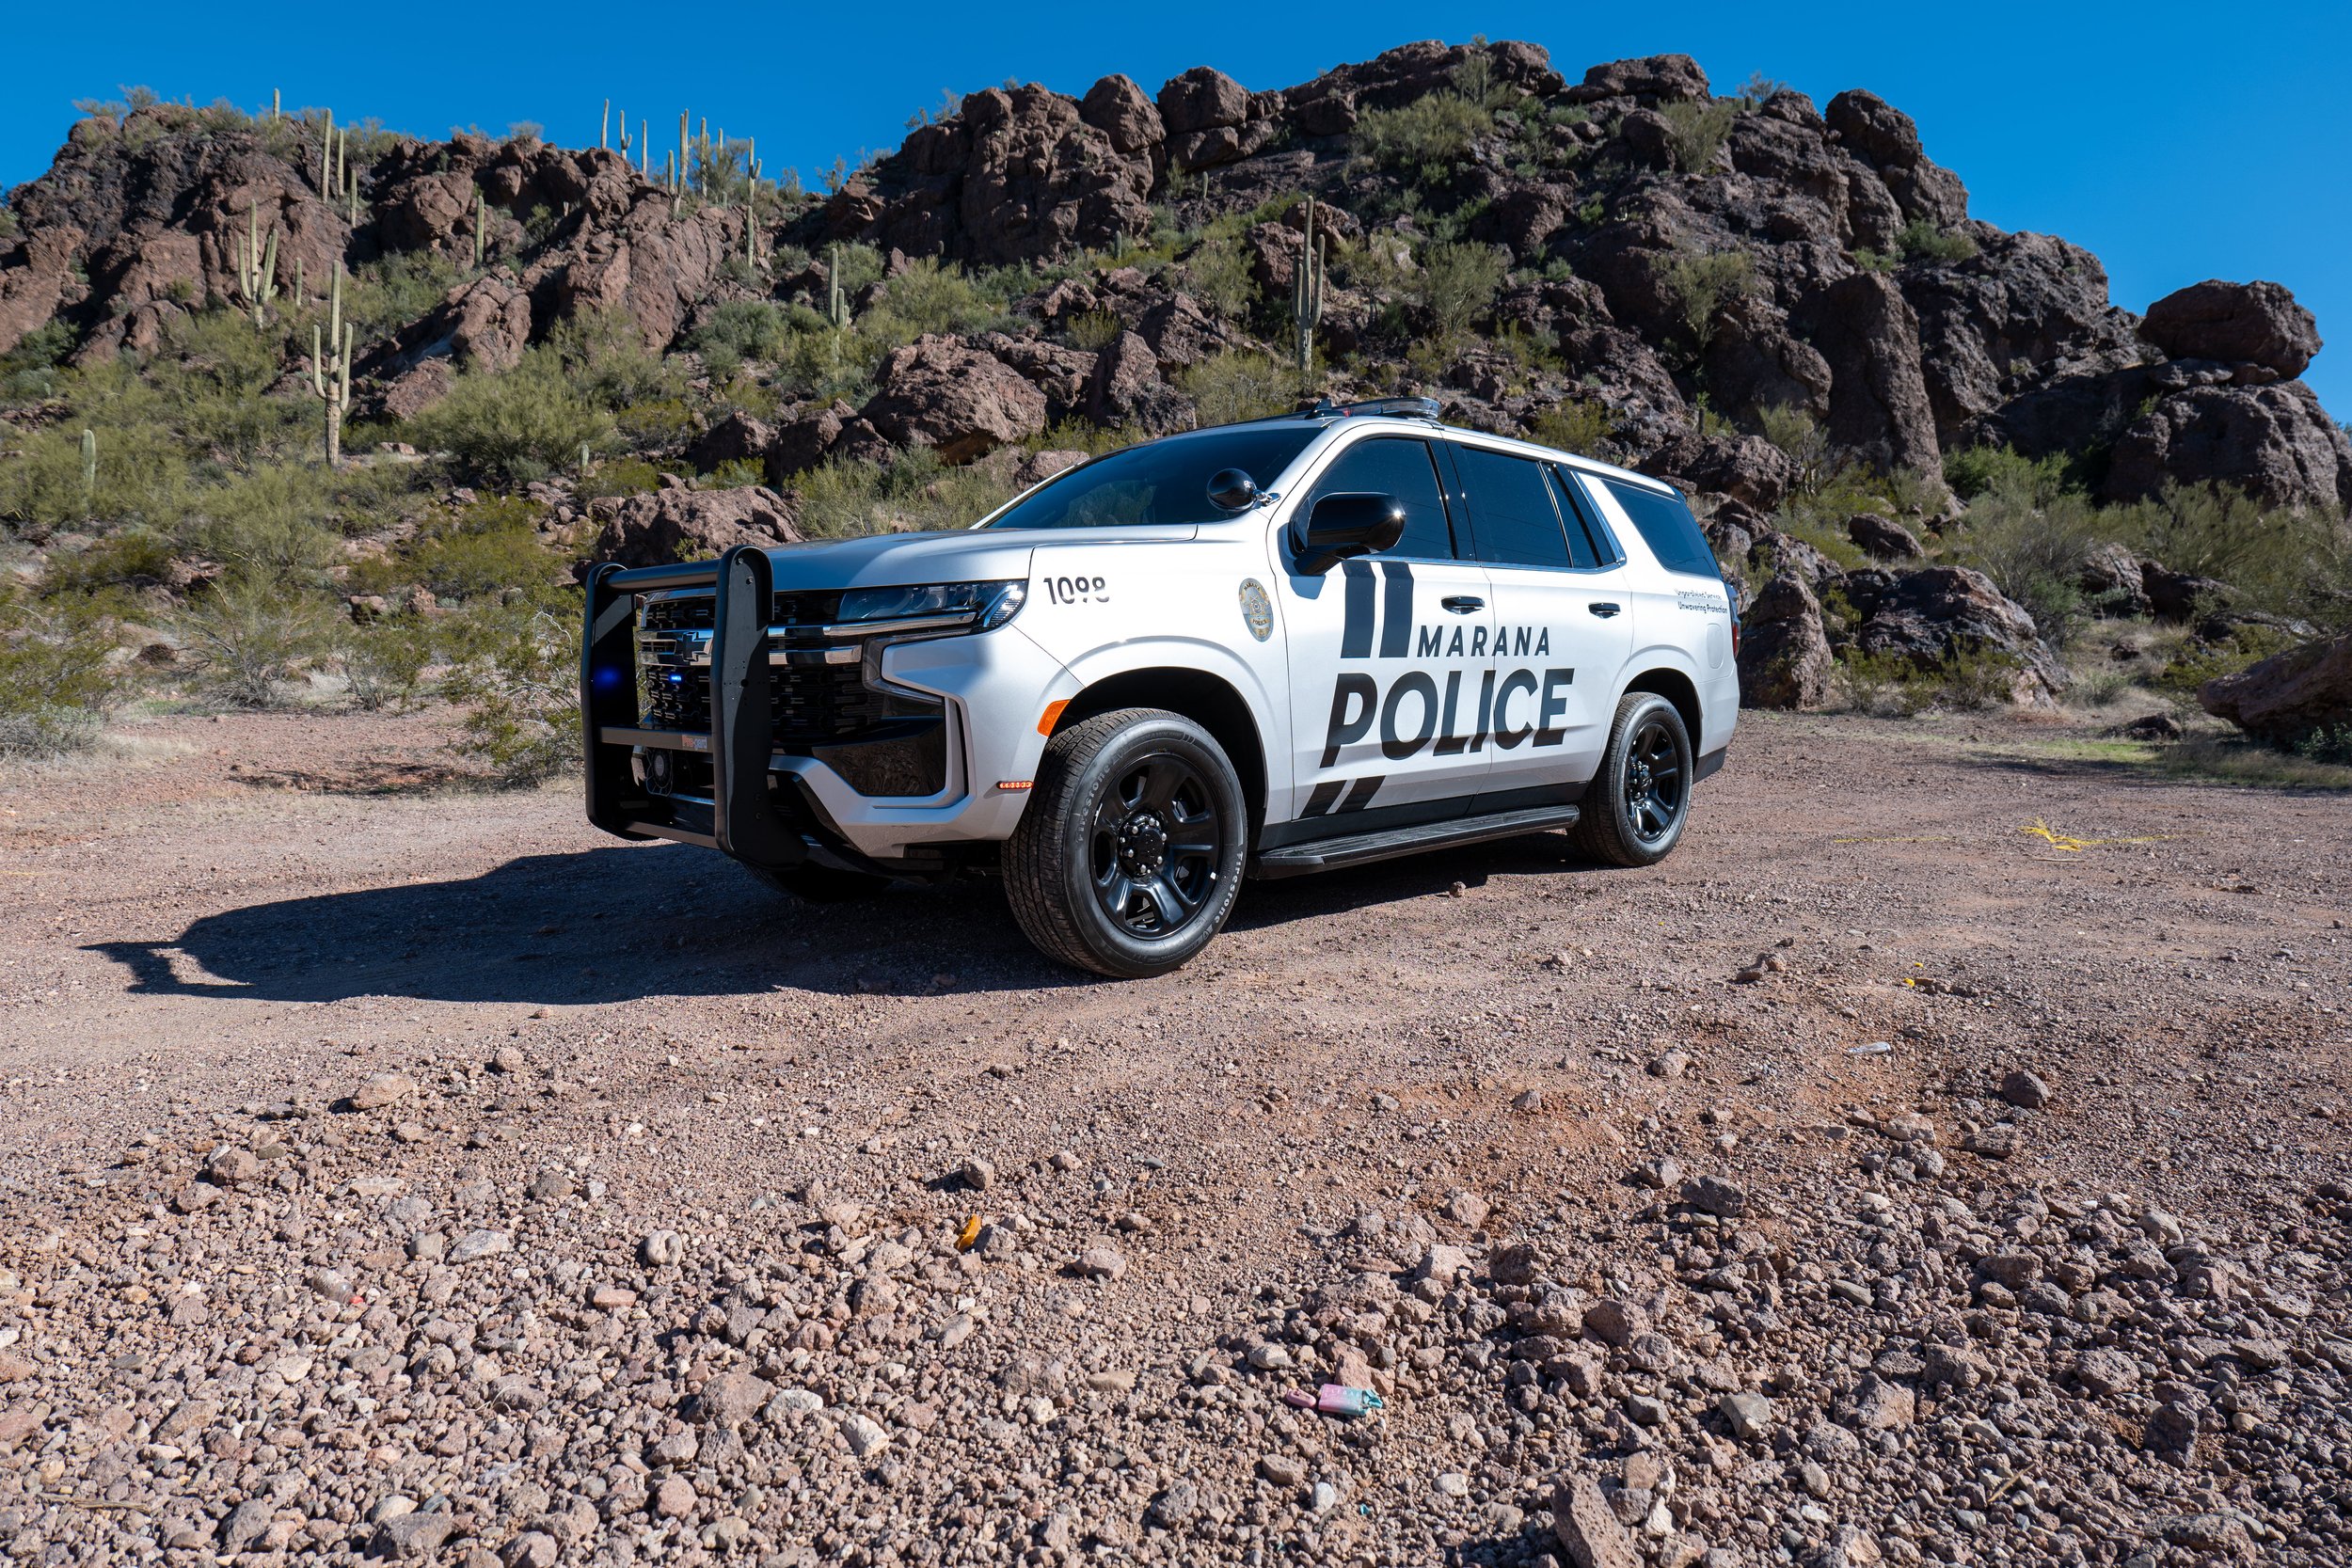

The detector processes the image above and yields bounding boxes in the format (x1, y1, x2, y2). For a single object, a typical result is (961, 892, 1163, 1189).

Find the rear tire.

(746, 863, 891, 903)
(1571, 692, 1693, 868)
(1005, 707, 1248, 977)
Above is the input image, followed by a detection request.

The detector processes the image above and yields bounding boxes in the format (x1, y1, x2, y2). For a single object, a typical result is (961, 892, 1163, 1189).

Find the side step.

(1251, 804, 1581, 879)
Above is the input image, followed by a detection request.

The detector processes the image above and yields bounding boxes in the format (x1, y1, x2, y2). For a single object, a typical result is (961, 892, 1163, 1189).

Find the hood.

(763, 524, 1200, 591)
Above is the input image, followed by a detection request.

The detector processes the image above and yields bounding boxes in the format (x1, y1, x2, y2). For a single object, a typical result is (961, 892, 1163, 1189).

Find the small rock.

(1443, 1191, 1490, 1227)
(1679, 1175, 1748, 1218)
(1718, 1391, 1773, 1441)
(502, 1532, 559, 1568)
(1554, 1474, 1642, 1568)
(1997, 1069, 2052, 1110)
(204, 1148, 261, 1186)
(959, 1156, 996, 1191)
(1412, 1244, 1472, 1285)
(371, 1510, 454, 1560)
(1259, 1453, 1306, 1487)
(641, 1230, 686, 1267)
(1512, 1088, 1543, 1113)
(841, 1413, 890, 1458)
(1647, 1050, 1692, 1080)
(449, 1228, 512, 1264)
(1630, 1156, 1683, 1191)
(652, 1476, 696, 1519)
(490, 1047, 528, 1075)
(1435, 1471, 1470, 1497)
(349, 1072, 419, 1112)
(1073, 1246, 1126, 1280)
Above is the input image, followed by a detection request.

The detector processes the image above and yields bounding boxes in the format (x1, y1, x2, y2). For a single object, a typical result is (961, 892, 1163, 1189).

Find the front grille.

(632, 588, 947, 796)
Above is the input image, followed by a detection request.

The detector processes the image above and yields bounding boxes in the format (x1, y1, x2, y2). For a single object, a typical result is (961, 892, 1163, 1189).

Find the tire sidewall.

(1597, 694, 1692, 864)
(1054, 716, 1247, 974)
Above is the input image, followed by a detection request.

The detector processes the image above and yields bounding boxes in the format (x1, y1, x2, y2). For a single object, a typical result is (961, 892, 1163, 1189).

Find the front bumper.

(581, 547, 1067, 872)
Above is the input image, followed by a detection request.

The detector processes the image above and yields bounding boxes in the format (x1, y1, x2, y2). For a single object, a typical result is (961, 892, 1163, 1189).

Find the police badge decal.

(1238, 578, 1274, 642)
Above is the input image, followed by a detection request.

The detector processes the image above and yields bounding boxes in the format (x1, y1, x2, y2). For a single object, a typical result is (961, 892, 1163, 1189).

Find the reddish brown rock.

(2141, 279, 2322, 379)
(2200, 629, 2352, 748)
(588, 484, 803, 568)
(860, 335, 1049, 462)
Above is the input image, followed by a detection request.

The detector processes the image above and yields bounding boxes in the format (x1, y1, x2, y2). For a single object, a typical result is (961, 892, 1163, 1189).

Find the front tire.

(1571, 692, 1694, 868)
(1005, 707, 1248, 977)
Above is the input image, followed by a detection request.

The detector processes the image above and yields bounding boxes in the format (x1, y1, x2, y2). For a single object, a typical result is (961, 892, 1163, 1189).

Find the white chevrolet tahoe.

(581, 398, 1739, 976)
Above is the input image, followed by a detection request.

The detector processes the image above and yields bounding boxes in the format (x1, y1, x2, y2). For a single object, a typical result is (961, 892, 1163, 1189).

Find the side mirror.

(1295, 491, 1406, 575)
(1206, 467, 1259, 512)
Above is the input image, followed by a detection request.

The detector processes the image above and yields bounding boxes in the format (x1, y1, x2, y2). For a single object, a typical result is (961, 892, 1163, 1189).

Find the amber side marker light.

(994, 780, 1034, 792)
(1037, 699, 1070, 736)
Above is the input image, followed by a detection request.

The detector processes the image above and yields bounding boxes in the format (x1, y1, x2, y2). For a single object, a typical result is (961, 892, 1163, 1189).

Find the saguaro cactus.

(232, 199, 279, 325)
(827, 244, 850, 329)
(677, 112, 689, 197)
(310, 262, 354, 469)
(472, 188, 486, 271)
(601, 99, 611, 150)
(318, 107, 335, 195)
(79, 429, 97, 506)
(1294, 196, 1327, 385)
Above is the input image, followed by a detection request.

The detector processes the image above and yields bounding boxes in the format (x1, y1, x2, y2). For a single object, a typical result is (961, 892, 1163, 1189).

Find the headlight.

(834, 580, 1027, 634)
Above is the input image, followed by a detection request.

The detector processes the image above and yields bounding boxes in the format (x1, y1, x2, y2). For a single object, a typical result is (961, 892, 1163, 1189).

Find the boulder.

(1086, 332, 1193, 434)
(2137, 560, 2233, 623)
(2075, 542, 2150, 616)
(860, 335, 1049, 462)
(686, 411, 777, 476)
(2199, 629, 2352, 748)
(2141, 279, 2321, 379)
(1797, 272, 1942, 475)
(1824, 89, 1968, 228)
(1079, 74, 1166, 159)
(1845, 512, 1922, 561)
(1551, 1474, 1641, 1568)
(1635, 432, 1793, 511)
(1738, 575, 1835, 709)
(588, 483, 803, 568)
(1566, 55, 1711, 105)
(1851, 565, 2062, 700)
(2102, 381, 2352, 511)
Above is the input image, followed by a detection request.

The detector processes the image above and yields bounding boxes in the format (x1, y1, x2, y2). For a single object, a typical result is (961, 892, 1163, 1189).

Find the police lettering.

(1326, 666, 1574, 764)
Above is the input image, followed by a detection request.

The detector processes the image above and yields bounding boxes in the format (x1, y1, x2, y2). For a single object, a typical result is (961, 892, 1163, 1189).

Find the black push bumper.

(580, 545, 810, 871)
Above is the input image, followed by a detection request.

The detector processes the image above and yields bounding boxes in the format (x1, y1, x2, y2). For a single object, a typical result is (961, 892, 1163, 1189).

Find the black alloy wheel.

(1622, 711, 1688, 845)
(1089, 754, 1226, 936)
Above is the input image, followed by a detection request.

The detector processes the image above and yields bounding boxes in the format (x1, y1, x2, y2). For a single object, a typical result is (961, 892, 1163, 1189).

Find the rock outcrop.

(2200, 629, 2352, 748)
(587, 480, 803, 568)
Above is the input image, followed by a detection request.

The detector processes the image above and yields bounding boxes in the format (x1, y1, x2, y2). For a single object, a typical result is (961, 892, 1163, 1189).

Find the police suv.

(581, 399, 1738, 977)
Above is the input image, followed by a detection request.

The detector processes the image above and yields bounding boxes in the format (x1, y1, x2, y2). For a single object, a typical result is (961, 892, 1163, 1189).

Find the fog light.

(645, 749, 675, 794)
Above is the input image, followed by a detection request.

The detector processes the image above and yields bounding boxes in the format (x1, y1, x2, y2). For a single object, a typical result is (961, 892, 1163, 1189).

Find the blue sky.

(7, 0, 2347, 417)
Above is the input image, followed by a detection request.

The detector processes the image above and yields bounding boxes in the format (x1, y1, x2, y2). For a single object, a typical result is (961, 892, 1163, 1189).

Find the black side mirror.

(1295, 491, 1406, 575)
(1207, 467, 1259, 512)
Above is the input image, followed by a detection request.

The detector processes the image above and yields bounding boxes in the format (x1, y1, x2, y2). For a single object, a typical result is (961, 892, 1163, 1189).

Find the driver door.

(1276, 434, 1494, 830)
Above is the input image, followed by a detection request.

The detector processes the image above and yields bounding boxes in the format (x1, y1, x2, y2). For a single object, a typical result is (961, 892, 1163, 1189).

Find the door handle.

(1588, 602, 1621, 618)
(1441, 595, 1484, 613)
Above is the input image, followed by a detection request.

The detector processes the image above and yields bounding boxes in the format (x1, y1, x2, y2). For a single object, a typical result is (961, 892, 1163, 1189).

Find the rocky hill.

(1, 42, 2347, 757)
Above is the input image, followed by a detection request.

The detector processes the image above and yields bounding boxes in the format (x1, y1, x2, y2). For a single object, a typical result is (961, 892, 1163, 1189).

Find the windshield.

(978, 426, 1320, 531)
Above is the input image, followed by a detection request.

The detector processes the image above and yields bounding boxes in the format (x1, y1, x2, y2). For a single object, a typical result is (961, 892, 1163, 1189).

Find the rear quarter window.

(1593, 475, 1719, 579)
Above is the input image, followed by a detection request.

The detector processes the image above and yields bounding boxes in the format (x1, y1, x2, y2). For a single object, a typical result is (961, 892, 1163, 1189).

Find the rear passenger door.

(1277, 434, 1494, 829)
(1443, 440, 1632, 801)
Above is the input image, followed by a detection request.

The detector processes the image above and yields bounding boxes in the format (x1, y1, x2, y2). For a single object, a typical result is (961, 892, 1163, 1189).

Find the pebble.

(448, 1228, 512, 1263)
(640, 1229, 686, 1267)
(1073, 1245, 1126, 1280)
(349, 1072, 418, 1111)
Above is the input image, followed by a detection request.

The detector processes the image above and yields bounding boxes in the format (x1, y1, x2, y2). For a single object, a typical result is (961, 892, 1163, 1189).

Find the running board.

(1251, 804, 1581, 879)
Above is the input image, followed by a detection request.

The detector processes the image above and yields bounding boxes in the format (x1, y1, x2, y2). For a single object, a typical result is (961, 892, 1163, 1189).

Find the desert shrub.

(2106, 483, 2352, 630)
(338, 612, 436, 712)
(1183, 231, 1259, 325)
(0, 416, 192, 531)
(1897, 219, 1979, 265)
(1067, 309, 1125, 352)
(1832, 645, 2025, 716)
(689, 301, 794, 369)
(405, 496, 566, 601)
(2295, 723, 2352, 766)
(345, 251, 465, 341)
(439, 587, 580, 784)
(1178, 351, 1294, 428)
(2149, 623, 2299, 702)
(865, 258, 1000, 343)
(0, 590, 124, 755)
(548, 310, 685, 411)
(410, 348, 617, 483)
(1943, 443, 2073, 507)
(1851, 248, 1899, 275)
(578, 457, 666, 503)
(1413, 242, 1508, 340)
(1659, 99, 1740, 170)
(1354, 94, 1493, 183)
(793, 449, 1015, 539)
(1659, 246, 1754, 353)
(1951, 488, 2099, 645)
(0, 317, 74, 400)
(40, 529, 179, 594)
(1524, 401, 1615, 457)
(189, 465, 342, 592)
(1754, 403, 1849, 500)
(179, 577, 328, 708)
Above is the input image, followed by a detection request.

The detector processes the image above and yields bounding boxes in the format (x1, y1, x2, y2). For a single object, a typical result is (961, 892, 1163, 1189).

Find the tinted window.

(981, 426, 1317, 530)
(1454, 445, 1572, 569)
(1304, 436, 1456, 560)
(1596, 475, 1719, 578)
(1549, 466, 1620, 568)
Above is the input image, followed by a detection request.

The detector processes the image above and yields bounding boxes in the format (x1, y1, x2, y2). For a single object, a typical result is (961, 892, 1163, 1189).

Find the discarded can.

(955, 1214, 982, 1251)
(1847, 1041, 1893, 1056)
(1282, 1384, 1384, 1418)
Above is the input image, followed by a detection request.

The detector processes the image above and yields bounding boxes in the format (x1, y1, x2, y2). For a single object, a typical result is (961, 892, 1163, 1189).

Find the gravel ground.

(0, 707, 2346, 1568)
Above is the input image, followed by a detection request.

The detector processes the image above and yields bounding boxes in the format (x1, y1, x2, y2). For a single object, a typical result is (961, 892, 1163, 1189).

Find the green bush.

(2106, 483, 2352, 629)
(1897, 219, 1979, 265)
(0, 590, 125, 756)
(439, 587, 580, 784)
(1355, 95, 1492, 182)
(1659, 246, 1754, 353)
(189, 464, 343, 593)
(792, 449, 1016, 539)
(689, 301, 795, 368)
(179, 577, 328, 708)
(865, 258, 1001, 342)
(1658, 99, 1739, 171)
(1832, 644, 2026, 716)
(1756, 404, 1841, 499)
(1524, 401, 1615, 457)
(338, 611, 436, 712)
(1950, 488, 2098, 645)
(1182, 231, 1259, 325)
(1178, 351, 1295, 428)
(579, 457, 666, 503)
(1943, 444, 2073, 507)
(41, 529, 179, 594)
(1067, 309, 1125, 352)
(1413, 242, 1508, 340)
(410, 348, 617, 483)
(405, 496, 567, 601)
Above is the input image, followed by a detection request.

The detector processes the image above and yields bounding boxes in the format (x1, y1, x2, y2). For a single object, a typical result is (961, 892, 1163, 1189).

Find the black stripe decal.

(1339, 562, 1375, 659)
(1377, 562, 1414, 659)
(1339, 774, 1384, 812)
(1299, 781, 1345, 818)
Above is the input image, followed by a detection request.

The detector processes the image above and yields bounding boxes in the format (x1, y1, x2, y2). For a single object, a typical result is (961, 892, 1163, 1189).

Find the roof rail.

(1297, 396, 1442, 422)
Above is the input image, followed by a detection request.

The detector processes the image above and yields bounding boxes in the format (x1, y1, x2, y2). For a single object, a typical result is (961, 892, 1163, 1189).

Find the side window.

(1548, 466, 1608, 569)
(1302, 436, 1457, 560)
(1595, 474, 1720, 578)
(1454, 444, 1572, 569)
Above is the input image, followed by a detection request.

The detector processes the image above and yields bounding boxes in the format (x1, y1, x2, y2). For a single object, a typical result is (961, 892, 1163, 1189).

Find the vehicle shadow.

(82, 832, 1607, 1006)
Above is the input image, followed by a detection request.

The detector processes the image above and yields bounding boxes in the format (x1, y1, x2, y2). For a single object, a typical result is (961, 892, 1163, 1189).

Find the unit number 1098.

(1043, 576, 1109, 605)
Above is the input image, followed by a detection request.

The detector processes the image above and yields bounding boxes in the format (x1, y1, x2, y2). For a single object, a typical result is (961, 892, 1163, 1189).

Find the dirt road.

(0, 709, 2346, 1566)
